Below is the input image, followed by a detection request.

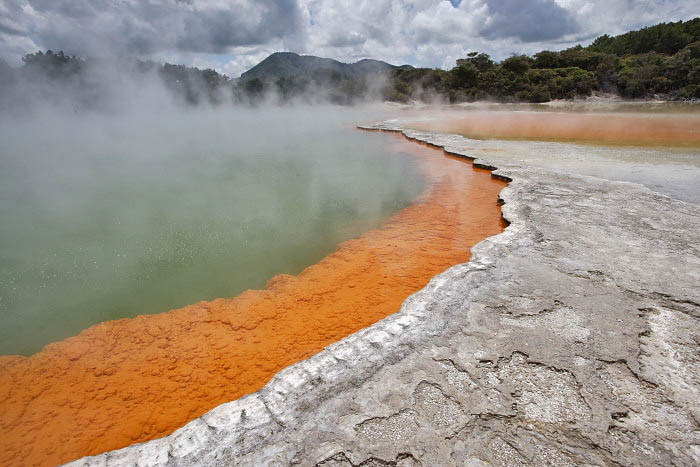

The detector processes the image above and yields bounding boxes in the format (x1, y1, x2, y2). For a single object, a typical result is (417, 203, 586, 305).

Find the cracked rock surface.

(68, 123, 700, 466)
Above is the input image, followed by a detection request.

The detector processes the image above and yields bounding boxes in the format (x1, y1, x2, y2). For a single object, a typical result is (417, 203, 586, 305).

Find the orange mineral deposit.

(407, 111, 700, 148)
(0, 132, 507, 466)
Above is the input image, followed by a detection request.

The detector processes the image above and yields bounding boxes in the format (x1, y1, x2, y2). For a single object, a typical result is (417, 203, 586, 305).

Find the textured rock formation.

(69, 123, 700, 466)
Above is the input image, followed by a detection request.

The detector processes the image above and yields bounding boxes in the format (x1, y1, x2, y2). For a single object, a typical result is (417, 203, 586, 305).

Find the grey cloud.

(176, 1, 302, 53)
(4, 0, 304, 58)
(0, 0, 28, 35)
(27, 0, 109, 20)
(0, 21, 26, 37)
(326, 32, 366, 48)
(481, 0, 580, 42)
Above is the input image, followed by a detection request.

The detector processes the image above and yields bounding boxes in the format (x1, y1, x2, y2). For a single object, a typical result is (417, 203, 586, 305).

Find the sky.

(0, 0, 698, 77)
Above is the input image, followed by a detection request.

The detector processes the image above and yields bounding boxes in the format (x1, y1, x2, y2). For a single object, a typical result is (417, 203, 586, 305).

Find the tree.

(533, 51, 560, 69)
(501, 55, 532, 75)
(457, 52, 494, 72)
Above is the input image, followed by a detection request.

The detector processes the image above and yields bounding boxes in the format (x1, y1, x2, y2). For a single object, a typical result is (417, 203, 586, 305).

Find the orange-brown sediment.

(407, 111, 700, 147)
(0, 133, 506, 466)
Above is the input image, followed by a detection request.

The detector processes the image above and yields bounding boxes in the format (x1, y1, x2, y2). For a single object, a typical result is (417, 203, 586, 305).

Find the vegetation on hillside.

(388, 18, 700, 103)
(236, 52, 413, 105)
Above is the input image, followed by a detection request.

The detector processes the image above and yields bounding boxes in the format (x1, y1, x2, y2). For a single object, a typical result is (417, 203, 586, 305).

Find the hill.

(239, 52, 412, 82)
(387, 17, 700, 102)
(588, 17, 700, 56)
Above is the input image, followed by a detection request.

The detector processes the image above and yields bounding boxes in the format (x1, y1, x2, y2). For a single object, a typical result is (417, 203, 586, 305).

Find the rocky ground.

(69, 123, 700, 466)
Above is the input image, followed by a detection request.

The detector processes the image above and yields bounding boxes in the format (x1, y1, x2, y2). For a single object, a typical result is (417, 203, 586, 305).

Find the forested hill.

(588, 18, 699, 56)
(388, 17, 700, 103)
(239, 52, 412, 82)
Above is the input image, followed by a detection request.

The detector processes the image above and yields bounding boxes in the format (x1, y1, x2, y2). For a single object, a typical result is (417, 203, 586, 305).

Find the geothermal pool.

(0, 110, 506, 466)
(7, 105, 694, 466)
(0, 110, 425, 356)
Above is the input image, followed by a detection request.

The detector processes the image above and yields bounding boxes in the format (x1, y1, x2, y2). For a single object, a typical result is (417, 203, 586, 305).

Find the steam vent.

(0, 133, 507, 466)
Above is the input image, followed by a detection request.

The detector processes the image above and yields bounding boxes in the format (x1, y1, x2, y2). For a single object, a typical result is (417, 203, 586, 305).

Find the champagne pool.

(0, 108, 425, 356)
(0, 109, 507, 467)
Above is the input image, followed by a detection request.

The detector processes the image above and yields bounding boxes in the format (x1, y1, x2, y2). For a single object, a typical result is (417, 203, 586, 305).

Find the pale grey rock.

(67, 122, 700, 467)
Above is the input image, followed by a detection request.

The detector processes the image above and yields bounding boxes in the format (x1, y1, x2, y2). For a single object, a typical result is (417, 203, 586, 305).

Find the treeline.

(387, 17, 700, 103)
(0, 50, 245, 110)
(0, 50, 382, 112)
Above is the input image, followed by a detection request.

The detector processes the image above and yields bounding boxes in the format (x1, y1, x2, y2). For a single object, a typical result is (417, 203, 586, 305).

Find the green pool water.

(0, 107, 425, 356)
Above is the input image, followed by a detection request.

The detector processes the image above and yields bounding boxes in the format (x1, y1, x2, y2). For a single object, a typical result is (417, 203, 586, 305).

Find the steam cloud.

(0, 51, 398, 118)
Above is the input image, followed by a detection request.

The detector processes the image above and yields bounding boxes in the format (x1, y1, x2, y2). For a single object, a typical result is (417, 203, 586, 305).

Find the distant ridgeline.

(0, 17, 698, 110)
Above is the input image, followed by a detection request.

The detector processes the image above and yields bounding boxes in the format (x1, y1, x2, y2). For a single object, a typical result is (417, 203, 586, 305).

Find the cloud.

(175, 1, 302, 53)
(0, 0, 698, 75)
(1, 0, 304, 60)
(480, 0, 580, 42)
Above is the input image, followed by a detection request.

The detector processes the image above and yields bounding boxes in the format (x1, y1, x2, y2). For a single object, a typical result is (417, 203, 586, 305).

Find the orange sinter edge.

(0, 131, 507, 466)
(407, 112, 700, 148)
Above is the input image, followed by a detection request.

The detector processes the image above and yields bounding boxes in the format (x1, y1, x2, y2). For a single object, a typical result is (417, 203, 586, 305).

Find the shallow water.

(403, 108, 700, 205)
(0, 108, 425, 356)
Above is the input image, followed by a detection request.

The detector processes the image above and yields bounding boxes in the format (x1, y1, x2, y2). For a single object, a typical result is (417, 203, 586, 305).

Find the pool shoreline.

(0, 129, 508, 466)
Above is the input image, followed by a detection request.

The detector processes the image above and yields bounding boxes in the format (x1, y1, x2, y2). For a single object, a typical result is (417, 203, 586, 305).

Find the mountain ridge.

(238, 52, 413, 82)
